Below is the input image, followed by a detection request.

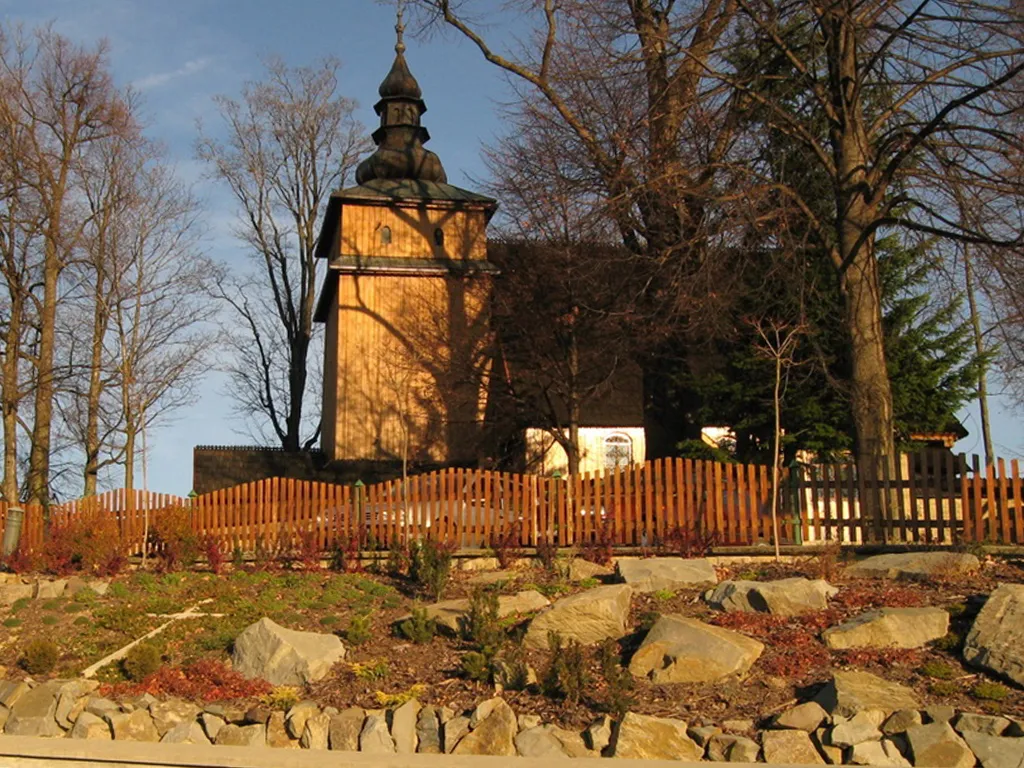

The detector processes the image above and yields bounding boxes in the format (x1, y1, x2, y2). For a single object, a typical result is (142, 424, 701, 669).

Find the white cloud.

(133, 56, 211, 91)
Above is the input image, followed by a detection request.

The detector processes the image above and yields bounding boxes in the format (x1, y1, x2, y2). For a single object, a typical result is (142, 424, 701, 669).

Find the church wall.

(335, 204, 487, 261)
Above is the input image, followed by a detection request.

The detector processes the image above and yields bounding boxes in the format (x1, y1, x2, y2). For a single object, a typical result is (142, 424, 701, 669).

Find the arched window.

(433, 227, 445, 247)
(604, 433, 633, 471)
(380, 225, 392, 245)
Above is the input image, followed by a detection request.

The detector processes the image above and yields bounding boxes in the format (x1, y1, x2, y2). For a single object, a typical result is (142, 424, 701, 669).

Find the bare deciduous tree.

(198, 57, 371, 451)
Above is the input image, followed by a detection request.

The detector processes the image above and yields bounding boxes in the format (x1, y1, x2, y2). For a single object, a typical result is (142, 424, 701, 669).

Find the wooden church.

(313, 21, 499, 466)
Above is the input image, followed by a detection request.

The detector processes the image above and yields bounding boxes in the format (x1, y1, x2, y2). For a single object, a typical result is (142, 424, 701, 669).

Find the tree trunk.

(123, 421, 135, 491)
(770, 355, 782, 560)
(2, 291, 23, 504)
(83, 259, 109, 497)
(963, 247, 994, 464)
(567, 331, 581, 477)
(27, 232, 60, 511)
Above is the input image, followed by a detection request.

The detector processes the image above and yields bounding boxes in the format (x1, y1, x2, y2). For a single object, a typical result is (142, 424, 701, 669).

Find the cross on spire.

(395, 0, 406, 55)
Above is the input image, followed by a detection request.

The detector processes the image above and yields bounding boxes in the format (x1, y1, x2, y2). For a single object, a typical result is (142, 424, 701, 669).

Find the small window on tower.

(380, 225, 392, 245)
(434, 227, 445, 247)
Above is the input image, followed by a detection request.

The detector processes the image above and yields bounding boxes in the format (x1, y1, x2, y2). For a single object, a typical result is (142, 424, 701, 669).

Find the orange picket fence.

(1, 450, 1021, 558)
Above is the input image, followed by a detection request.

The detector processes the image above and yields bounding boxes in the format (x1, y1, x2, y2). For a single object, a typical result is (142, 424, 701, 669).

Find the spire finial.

(395, 0, 407, 55)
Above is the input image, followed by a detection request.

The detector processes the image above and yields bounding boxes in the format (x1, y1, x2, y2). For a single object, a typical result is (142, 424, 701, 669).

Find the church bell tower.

(313, 9, 498, 465)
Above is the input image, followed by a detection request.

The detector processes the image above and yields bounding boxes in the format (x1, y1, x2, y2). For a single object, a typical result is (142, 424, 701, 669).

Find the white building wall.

(524, 427, 647, 475)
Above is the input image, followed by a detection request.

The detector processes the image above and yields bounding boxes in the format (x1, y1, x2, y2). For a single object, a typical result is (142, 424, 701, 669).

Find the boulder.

(708, 733, 761, 762)
(161, 721, 210, 745)
(453, 698, 517, 756)
(905, 722, 976, 768)
(883, 710, 923, 734)
(524, 584, 632, 649)
(416, 705, 441, 754)
(690, 725, 722, 747)
(812, 728, 844, 765)
(761, 729, 826, 764)
(628, 614, 763, 683)
(925, 705, 958, 725)
(515, 725, 571, 758)
(106, 710, 160, 742)
(849, 738, 912, 767)
(775, 701, 829, 732)
(5, 681, 63, 738)
(705, 578, 837, 616)
(300, 712, 331, 750)
(285, 701, 320, 739)
(35, 579, 67, 599)
(960, 729, 1024, 768)
(586, 715, 613, 753)
(823, 607, 949, 649)
(609, 712, 703, 760)
(232, 618, 346, 686)
(359, 711, 396, 753)
(845, 551, 980, 580)
(266, 711, 297, 748)
(954, 712, 1010, 736)
(69, 711, 112, 740)
(616, 557, 718, 592)
(569, 558, 614, 582)
(830, 711, 883, 747)
(963, 583, 1024, 687)
(329, 708, 364, 751)
(0, 680, 31, 709)
(149, 698, 201, 736)
(203, 703, 246, 724)
(547, 726, 592, 758)
(199, 712, 226, 741)
(420, 590, 550, 635)
(815, 670, 921, 718)
(0, 582, 34, 606)
(215, 723, 266, 747)
(458, 556, 501, 571)
(443, 715, 471, 753)
(54, 679, 99, 730)
(390, 698, 420, 754)
(467, 570, 518, 586)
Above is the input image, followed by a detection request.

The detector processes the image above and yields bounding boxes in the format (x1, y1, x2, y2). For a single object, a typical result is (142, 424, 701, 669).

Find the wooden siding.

(335, 204, 488, 261)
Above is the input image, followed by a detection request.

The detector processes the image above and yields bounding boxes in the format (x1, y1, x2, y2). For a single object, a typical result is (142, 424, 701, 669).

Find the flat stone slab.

(467, 571, 519, 586)
(815, 670, 922, 718)
(960, 729, 1024, 768)
(823, 607, 949, 649)
(523, 584, 632, 649)
(628, 614, 763, 683)
(568, 558, 614, 582)
(420, 590, 550, 635)
(232, 617, 346, 686)
(704, 578, 837, 616)
(761, 729, 825, 764)
(963, 583, 1024, 687)
(905, 722, 976, 768)
(845, 552, 980, 580)
(616, 557, 718, 592)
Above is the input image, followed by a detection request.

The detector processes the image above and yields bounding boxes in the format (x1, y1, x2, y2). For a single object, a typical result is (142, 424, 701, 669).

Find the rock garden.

(0, 538, 1022, 765)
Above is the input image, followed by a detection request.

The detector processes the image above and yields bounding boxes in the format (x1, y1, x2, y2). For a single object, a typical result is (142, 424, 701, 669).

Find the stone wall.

(191, 446, 445, 494)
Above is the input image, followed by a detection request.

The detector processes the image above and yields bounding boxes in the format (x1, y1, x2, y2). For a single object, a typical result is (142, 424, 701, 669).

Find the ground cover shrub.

(101, 659, 271, 702)
(375, 683, 427, 707)
(261, 686, 301, 711)
(542, 631, 588, 706)
(319, 615, 339, 626)
(945, 602, 968, 619)
(232, 542, 245, 571)
(652, 589, 676, 601)
(580, 521, 614, 566)
(44, 509, 126, 576)
(150, 506, 200, 571)
(460, 651, 492, 682)
(3, 618, 21, 628)
(107, 582, 130, 600)
(930, 680, 959, 696)
(11, 597, 30, 613)
(385, 538, 410, 576)
(492, 643, 532, 691)
(489, 525, 523, 569)
(578, 577, 599, 589)
(20, 639, 59, 674)
(350, 659, 389, 681)
(42, 615, 59, 626)
(920, 660, 956, 680)
(971, 681, 1010, 702)
(290, 529, 321, 571)
(345, 614, 373, 645)
(398, 604, 436, 644)
(123, 643, 162, 682)
(932, 631, 964, 653)
(41, 599, 61, 611)
(410, 537, 454, 600)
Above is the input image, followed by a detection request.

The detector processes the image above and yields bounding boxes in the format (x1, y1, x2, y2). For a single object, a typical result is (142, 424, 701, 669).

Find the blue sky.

(2, 0, 1021, 494)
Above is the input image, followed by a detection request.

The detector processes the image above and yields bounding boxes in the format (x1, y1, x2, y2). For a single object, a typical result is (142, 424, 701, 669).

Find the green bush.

(346, 614, 373, 645)
(461, 589, 503, 650)
(123, 643, 162, 682)
(931, 631, 963, 652)
(597, 638, 634, 719)
(929, 681, 959, 697)
(150, 506, 200, 571)
(542, 631, 589, 706)
(20, 639, 59, 674)
(460, 651, 492, 682)
(11, 597, 30, 613)
(3, 618, 22, 628)
(945, 602, 968, 619)
(971, 681, 1010, 701)
(410, 538, 454, 600)
(398, 605, 436, 644)
(42, 615, 59, 626)
(319, 615, 339, 626)
(652, 589, 676, 601)
(920, 660, 956, 680)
